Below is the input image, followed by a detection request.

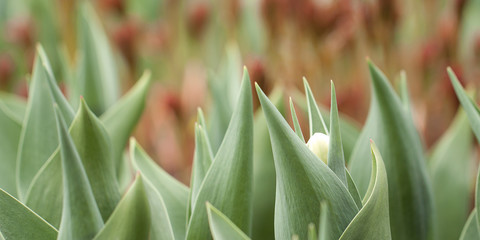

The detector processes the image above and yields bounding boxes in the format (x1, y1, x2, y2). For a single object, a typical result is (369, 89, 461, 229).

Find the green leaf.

(346, 169, 362, 209)
(54, 107, 104, 240)
(348, 61, 433, 240)
(101, 71, 151, 181)
(328, 81, 347, 186)
(318, 201, 329, 240)
(76, 2, 120, 115)
(24, 151, 63, 228)
(190, 123, 214, 212)
(307, 223, 317, 240)
(256, 83, 358, 239)
(0, 101, 22, 197)
(0, 188, 58, 239)
(186, 68, 254, 240)
(69, 99, 121, 221)
(289, 97, 305, 142)
(460, 210, 480, 240)
(131, 139, 189, 240)
(93, 175, 151, 240)
(142, 178, 175, 240)
(304, 77, 328, 136)
(206, 202, 251, 240)
(429, 109, 473, 240)
(339, 141, 391, 240)
(207, 44, 242, 151)
(16, 46, 74, 200)
(252, 88, 285, 240)
(0, 92, 26, 123)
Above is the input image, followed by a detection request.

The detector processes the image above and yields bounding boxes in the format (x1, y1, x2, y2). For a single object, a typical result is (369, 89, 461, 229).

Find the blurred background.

(1, 0, 480, 183)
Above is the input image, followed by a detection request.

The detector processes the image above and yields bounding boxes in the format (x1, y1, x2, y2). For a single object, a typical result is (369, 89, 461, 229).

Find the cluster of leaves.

(0, 6, 479, 239)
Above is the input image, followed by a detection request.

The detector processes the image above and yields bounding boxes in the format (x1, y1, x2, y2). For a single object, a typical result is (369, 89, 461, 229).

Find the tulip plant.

(1, 5, 480, 240)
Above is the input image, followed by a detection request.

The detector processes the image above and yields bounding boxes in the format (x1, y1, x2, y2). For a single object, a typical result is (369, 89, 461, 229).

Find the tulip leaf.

(131, 139, 189, 240)
(206, 202, 251, 240)
(76, 2, 119, 115)
(256, 83, 358, 239)
(429, 109, 473, 240)
(0, 188, 58, 239)
(0, 101, 22, 197)
(304, 77, 328, 136)
(328, 81, 347, 186)
(318, 201, 329, 240)
(289, 97, 305, 142)
(346, 169, 362, 209)
(142, 178, 175, 240)
(460, 210, 480, 240)
(93, 175, 151, 240)
(186, 68, 253, 239)
(54, 107, 104, 240)
(101, 71, 151, 182)
(348, 61, 433, 240)
(24, 151, 63, 228)
(17, 46, 74, 200)
(69, 99, 120, 221)
(252, 88, 285, 240)
(190, 123, 214, 212)
(339, 141, 391, 240)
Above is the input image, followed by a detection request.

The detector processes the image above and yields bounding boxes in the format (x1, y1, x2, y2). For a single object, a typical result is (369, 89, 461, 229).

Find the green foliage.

(1, 40, 479, 240)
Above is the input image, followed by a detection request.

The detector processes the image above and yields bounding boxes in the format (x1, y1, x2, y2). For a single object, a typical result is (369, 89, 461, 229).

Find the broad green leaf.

(101, 71, 151, 180)
(76, 2, 119, 115)
(0, 101, 22, 197)
(93, 175, 150, 240)
(252, 88, 284, 240)
(0, 188, 57, 239)
(460, 210, 480, 240)
(131, 139, 189, 240)
(396, 71, 410, 111)
(206, 202, 251, 240)
(289, 97, 305, 142)
(142, 178, 175, 240)
(69, 99, 120, 221)
(186, 68, 254, 240)
(256, 83, 358, 239)
(54, 107, 104, 240)
(429, 109, 473, 240)
(349, 61, 433, 240)
(190, 123, 214, 211)
(16, 46, 74, 200)
(207, 44, 242, 151)
(24, 151, 63, 228)
(339, 142, 391, 240)
(304, 77, 328, 136)
(328, 81, 347, 186)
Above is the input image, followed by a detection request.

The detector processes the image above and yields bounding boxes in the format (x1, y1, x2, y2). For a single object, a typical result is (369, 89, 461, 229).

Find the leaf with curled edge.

(460, 210, 480, 240)
(186, 68, 253, 240)
(349, 61, 433, 240)
(339, 141, 391, 240)
(256, 83, 358, 240)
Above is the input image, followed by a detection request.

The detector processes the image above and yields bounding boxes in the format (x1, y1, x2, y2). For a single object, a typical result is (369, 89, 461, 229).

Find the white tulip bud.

(306, 132, 329, 164)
